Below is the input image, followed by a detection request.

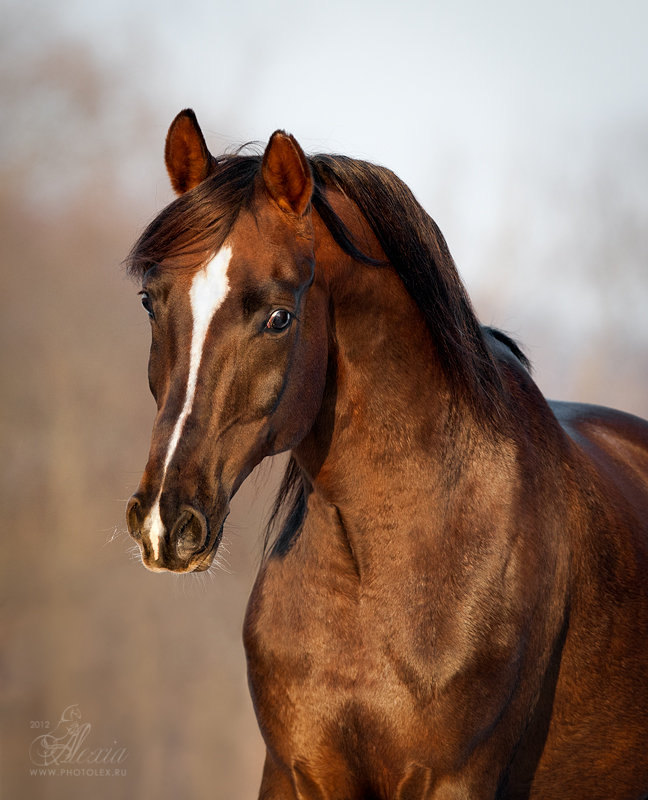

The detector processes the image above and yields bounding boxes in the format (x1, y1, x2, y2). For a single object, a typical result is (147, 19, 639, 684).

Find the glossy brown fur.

(126, 110, 648, 798)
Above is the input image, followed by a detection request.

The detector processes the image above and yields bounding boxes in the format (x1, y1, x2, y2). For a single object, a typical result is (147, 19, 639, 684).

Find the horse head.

(126, 111, 329, 572)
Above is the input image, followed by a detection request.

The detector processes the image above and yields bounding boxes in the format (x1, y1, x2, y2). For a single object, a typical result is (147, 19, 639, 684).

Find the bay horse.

(125, 109, 648, 799)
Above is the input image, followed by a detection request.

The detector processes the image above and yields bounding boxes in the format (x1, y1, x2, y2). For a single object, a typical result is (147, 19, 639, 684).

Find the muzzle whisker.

(105, 525, 129, 546)
(209, 548, 233, 575)
(128, 543, 143, 564)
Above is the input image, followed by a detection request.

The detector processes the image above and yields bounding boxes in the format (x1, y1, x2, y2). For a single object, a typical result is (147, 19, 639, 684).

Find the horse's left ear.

(165, 109, 217, 195)
(262, 130, 313, 216)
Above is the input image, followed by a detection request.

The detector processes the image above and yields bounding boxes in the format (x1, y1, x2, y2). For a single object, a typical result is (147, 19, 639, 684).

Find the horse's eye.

(266, 309, 292, 332)
(140, 291, 155, 320)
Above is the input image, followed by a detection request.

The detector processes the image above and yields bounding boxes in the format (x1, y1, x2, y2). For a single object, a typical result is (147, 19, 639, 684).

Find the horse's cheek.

(272, 324, 328, 452)
(246, 366, 285, 417)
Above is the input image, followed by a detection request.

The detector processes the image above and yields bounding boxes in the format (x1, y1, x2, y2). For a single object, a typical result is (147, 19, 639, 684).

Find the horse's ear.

(262, 130, 313, 216)
(164, 109, 217, 195)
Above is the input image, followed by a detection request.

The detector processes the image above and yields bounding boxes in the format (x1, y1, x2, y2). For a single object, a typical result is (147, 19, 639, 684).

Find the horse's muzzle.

(126, 495, 215, 572)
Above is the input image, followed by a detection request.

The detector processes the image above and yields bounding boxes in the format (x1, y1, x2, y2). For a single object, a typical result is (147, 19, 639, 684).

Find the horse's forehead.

(151, 204, 313, 295)
(227, 204, 314, 278)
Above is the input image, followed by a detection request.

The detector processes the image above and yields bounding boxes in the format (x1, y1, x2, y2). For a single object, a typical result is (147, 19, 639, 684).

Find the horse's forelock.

(125, 155, 262, 280)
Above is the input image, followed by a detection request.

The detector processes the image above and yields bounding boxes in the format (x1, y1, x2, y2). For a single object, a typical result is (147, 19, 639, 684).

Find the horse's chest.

(244, 562, 431, 793)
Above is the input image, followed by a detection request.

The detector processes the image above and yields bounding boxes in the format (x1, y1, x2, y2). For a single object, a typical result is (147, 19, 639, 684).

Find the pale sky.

(55, 0, 648, 154)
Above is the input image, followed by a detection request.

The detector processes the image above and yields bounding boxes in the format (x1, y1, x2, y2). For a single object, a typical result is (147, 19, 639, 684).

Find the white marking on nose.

(144, 244, 233, 558)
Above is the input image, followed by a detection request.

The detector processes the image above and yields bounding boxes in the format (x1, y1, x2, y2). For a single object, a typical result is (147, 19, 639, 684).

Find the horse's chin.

(140, 547, 216, 574)
(189, 561, 211, 573)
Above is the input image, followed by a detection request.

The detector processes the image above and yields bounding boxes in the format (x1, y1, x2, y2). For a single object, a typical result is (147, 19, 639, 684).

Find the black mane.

(309, 155, 510, 418)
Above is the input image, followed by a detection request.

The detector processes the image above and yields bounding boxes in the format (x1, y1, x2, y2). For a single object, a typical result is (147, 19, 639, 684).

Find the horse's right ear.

(164, 109, 217, 195)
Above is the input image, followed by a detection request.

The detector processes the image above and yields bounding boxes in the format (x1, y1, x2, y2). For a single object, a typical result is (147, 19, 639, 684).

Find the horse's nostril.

(126, 496, 143, 541)
(172, 507, 208, 559)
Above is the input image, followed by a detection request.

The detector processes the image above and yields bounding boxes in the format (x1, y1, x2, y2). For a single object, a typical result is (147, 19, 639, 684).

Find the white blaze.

(144, 244, 233, 558)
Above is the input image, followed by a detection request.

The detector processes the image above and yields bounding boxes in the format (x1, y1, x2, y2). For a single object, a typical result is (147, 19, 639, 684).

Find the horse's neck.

(293, 253, 518, 580)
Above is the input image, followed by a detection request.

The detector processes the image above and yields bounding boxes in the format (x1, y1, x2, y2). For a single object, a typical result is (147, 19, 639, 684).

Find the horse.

(125, 109, 648, 799)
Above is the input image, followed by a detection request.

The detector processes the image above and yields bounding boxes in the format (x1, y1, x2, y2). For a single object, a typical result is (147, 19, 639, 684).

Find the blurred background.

(1, 0, 646, 797)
